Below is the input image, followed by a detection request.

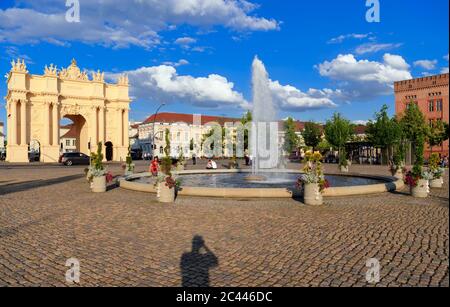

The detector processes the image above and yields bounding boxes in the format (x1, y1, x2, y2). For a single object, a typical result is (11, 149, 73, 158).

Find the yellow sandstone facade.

(5, 59, 131, 163)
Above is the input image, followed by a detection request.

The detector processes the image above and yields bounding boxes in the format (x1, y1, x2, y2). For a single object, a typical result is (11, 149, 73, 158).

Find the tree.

(400, 102, 428, 176)
(283, 117, 299, 154)
(317, 139, 332, 154)
(302, 122, 322, 151)
(427, 120, 448, 153)
(240, 111, 252, 152)
(324, 113, 353, 159)
(365, 104, 403, 164)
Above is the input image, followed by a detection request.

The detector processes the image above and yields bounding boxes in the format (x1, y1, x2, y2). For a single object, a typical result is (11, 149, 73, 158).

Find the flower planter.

(303, 183, 323, 206)
(340, 165, 349, 173)
(429, 178, 444, 189)
(411, 179, 429, 198)
(393, 169, 403, 180)
(91, 176, 106, 193)
(158, 182, 175, 203)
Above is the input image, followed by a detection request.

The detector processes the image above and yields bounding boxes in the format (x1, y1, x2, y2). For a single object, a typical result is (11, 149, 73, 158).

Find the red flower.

(106, 172, 114, 183)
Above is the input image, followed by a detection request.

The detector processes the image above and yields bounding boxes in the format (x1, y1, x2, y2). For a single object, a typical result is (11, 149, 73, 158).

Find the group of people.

(148, 156, 218, 176)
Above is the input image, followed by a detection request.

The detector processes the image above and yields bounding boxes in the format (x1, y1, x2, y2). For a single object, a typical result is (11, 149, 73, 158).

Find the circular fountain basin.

(119, 169, 404, 198)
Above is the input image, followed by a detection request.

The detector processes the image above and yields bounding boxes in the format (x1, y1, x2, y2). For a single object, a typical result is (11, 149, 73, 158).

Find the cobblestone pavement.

(0, 161, 448, 287)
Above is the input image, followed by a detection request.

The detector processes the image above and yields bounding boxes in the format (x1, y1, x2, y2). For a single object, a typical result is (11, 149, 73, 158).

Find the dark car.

(28, 151, 40, 162)
(59, 152, 90, 166)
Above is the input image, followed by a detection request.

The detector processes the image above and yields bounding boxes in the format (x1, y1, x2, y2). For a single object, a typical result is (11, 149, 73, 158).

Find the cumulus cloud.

(0, 0, 279, 48)
(108, 65, 249, 109)
(269, 81, 339, 112)
(317, 53, 412, 100)
(414, 59, 438, 70)
(352, 120, 368, 125)
(441, 67, 449, 74)
(355, 43, 402, 55)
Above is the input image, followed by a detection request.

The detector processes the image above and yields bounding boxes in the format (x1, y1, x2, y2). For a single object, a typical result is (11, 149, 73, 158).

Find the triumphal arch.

(5, 59, 131, 163)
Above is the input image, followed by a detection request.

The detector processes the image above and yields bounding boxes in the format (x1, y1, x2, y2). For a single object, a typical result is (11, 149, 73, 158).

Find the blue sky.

(0, 0, 448, 129)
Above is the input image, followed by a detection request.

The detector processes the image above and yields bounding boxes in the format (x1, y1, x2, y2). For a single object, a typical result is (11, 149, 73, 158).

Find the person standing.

(150, 156, 159, 176)
(192, 153, 197, 166)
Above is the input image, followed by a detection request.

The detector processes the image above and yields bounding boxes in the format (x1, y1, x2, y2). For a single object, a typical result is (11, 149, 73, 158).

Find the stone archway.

(60, 114, 89, 154)
(5, 59, 131, 163)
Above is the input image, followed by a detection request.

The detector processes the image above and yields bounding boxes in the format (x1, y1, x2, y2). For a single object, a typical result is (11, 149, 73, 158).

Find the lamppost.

(150, 103, 166, 158)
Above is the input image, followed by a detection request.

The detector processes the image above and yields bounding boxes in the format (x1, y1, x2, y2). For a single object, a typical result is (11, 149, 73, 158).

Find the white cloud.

(317, 53, 412, 100)
(444, 54, 449, 61)
(352, 120, 368, 125)
(269, 81, 339, 112)
(0, 0, 279, 48)
(161, 59, 190, 67)
(441, 67, 449, 74)
(328, 33, 371, 44)
(108, 65, 249, 109)
(414, 59, 438, 70)
(174, 37, 197, 45)
(355, 43, 402, 55)
(3, 46, 34, 64)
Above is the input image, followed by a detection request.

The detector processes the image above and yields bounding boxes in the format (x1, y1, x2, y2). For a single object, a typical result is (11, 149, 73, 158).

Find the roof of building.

(61, 126, 78, 139)
(353, 125, 367, 135)
(142, 112, 240, 126)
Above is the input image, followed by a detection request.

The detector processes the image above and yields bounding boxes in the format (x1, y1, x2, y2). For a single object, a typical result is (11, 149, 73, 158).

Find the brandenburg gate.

(5, 59, 131, 163)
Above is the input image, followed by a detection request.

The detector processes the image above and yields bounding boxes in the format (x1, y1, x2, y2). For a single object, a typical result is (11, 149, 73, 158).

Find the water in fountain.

(249, 56, 280, 181)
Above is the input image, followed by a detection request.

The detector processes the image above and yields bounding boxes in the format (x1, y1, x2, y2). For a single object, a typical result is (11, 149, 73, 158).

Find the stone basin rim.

(119, 169, 404, 198)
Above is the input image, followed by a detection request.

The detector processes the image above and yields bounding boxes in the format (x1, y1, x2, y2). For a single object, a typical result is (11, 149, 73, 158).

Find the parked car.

(59, 152, 90, 166)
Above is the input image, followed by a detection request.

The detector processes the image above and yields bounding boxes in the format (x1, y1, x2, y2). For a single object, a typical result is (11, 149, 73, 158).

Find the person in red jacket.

(150, 156, 159, 176)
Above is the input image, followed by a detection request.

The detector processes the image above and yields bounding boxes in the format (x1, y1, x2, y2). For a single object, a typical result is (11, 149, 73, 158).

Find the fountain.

(119, 57, 404, 198)
(245, 56, 279, 182)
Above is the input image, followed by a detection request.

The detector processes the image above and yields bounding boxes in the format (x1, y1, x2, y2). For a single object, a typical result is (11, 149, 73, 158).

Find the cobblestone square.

(0, 162, 448, 287)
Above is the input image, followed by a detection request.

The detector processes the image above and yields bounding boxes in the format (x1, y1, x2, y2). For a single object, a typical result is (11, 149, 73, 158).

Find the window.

(72, 140, 76, 146)
(436, 99, 443, 112)
(429, 119, 434, 127)
(66, 140, 70, 146)
(428, 100, 434, 112)
(160, 146, 164, 154)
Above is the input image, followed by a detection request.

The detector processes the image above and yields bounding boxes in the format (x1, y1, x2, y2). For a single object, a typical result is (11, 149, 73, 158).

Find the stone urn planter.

(393, 169, 403, 180)
(411, 179, 429, 198)
(158, 182, 175, 203)
(91, 176, 106, 193)
(303, 183, 323, 206)
(340, 165, 349, 173)
(429, 177, 444, 189)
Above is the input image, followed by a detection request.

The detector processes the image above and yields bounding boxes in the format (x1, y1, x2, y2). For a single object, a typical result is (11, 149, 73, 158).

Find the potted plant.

(176, 148, 185, 172)
(404, 165, 432, 198)
(228, 156, 239, 169)
(155, 155, 177, 203)
(297, 151, 330, 206)
(123, 146, 135, 176)
(429, 153, 444, 188)
(88, 142, 110, 193)
(339, 151, 349, 173)
(389, 154, 405, 180)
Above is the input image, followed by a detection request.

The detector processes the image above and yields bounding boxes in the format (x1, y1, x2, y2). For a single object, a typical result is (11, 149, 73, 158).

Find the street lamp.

(151, 103, 166, 158)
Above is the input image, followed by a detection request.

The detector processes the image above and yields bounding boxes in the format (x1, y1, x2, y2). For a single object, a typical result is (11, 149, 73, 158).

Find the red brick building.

(395, 73, 449, 159)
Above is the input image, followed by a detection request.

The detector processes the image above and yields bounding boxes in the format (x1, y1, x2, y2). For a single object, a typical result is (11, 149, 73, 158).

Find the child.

(150, 156, 159, 176)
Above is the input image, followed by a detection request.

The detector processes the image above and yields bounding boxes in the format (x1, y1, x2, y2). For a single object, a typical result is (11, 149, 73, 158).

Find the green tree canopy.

(324, 113, 353, 155)
(366, 104, 403, 164)
(427, 120, 448, 153)
(302, 122, 322, 151)
(399, 102, 428, 175)
(283, 117, 299, 153)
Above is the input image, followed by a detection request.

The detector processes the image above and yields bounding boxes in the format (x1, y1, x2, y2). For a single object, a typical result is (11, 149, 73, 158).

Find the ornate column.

(43, 102, 50, 146)
(20, 100, 27, 146)
(52, 103, 59, 146)
(10, 99, 17, 146)
(99, 107, 105, 145)
(123, 108, 129, 147)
